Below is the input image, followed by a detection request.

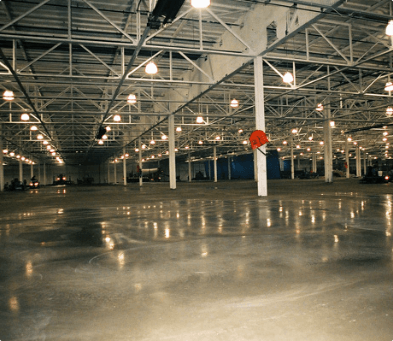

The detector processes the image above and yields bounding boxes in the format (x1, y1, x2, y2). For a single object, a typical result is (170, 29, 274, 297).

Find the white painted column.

(345, 137, 350, 178)
(290, 141, 294, 180)
(254, 56, 267, 196)
(30, 162, 34, 179)
(107, 160, 110, 183)
(253, 150, 258, 181)
(114, 161, 117, 184)
(208, 161, 211, 180)
(228, 157, 231, 180)
(168, 115, 176, 190)
(312, 152, 317, 173)
(0, 134, 4, 191)
(188, 151, 192, 182)
(323, 106, 333, 183)
(213, 146, 217, 183)
(19, 157, 23, 182)
(38, 163, 41, 183)
(356, 146, 361, 177)
(123, 148, 127, 186)
(363, 152, 367, 175)
(43, 162, 46, 185)
(139, 138, 143, 187)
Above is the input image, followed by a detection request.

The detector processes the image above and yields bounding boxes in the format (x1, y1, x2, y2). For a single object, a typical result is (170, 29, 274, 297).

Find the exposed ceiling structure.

(1, 0, 393, 168)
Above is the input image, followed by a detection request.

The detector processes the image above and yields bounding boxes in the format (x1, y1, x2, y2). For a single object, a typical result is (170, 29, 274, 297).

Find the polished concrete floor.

(0, 179, 392, 341)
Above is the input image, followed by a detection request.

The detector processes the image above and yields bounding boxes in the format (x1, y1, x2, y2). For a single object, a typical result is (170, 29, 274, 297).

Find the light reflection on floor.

(0, 180, 392, 341)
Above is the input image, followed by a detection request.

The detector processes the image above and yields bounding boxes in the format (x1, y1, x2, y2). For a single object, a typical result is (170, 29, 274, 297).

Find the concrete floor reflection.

(0, 179, 392, 340)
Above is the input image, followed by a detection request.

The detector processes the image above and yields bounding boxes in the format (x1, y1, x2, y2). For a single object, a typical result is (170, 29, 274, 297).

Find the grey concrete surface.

(0, 179, 392, 341)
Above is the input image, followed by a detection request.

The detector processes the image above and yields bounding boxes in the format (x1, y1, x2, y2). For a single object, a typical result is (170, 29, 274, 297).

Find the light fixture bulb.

(145, 61, 158, 75)
(21, 113, 30, 121)
(105, 126, 111, 131)
(387, 107, 393, 115)
(386, 20, 393, 36)
(150, 140, 155, 145)
(3, 90, 14, 101)
(316, 103, 324, 111)
(215, 136, 220, 140)
(161, 134, 168, 140)
(113, 114, 121, 122)
(176, 127, 182, 132)
(282, 72, 294, 84)
(330, 121, 335, 127)
(191, 0, 210, 8)
(198, 140, 203, 145)
(238, 129, 243, 134)
(196, 116, 204, 124)
(385, 82, 393, 91)
(230, 98, 239, 108)
(142, 144, 147, 149)
(242, 140, 248, 145)
(127, 94, 137, 104)
(30, 125, 38, 131)
(291, 128, 298, 134)
(37, 134, 43, 140)
(102, 134, 108, 140)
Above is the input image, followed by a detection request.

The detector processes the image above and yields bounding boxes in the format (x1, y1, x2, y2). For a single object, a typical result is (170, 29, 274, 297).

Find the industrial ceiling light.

(386, 20, 393, 36)
(330, 121, 335, 127)
(3, 90, 14, 101)
(347, 136, 352, 142)
(282, 72, 293, 84)
(215, 136, 220, 140)
(283, 140, 288, 145)
(9, 152, 15, 157)
(385, 82, 393, 91)
(2, 149, 8, 154)
(102, 134, 108, 140)
(113, 114, 121, 122)
(30, 125, 38, 131)
(145, 61, 158, 75)
(316, 103, 324, 111)
(150, 139, 156, 145)
(105, 126, 111, 131)
(291, 128, 298, 134)
(142, 144, 147, 149)
(161, 134, 168, 140)
(21, 113, 29, 121)
(383, 131, 389, 136)
(242, 140, 248, 145)
(198, 140, 203, 145)
(319, 141, 324, 145)
(176, 126, 182, 132)
(185, 146, 189, 149)
(127, 94, 137, 104)
(196, 116, 204, 123)
(238, 128, 243, 134)
(43, 140, 48, 145)
(191, 0, 210, 8)
(387, 107, 393, 115)
(308, 136, 313, 141)
(230, 98, 239, 108)
(37, 134, 43, 140)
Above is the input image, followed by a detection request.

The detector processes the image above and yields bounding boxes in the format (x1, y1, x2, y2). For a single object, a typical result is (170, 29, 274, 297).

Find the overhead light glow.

(106, 126, 111, 131)
(230, 98, 239, 108)
(176, 127, 182, 132)
(386, 20, 393, 36)
(282, 72, 294, 84)
(3, 90, 14, 101)
(98, 140, 103, 145)
(198, 140, 203, 145)
(161, 134, 168, 140)
(291, 128, 298, 134)
(387, 107, 393, 115)
(150, 139, 155, 145)
(30, 125, 38, 131)
(196, 116, 204, 124)
(191, 0, 210, 8)
(145, 61, 158, 75)
(37, 134, 43, 140)
(21, 113, 30, 121)
(127, 94, 137, 104)
(113, 114, 121, 122)
(316, 103, 324, 111)
(385, 82, 393, 91)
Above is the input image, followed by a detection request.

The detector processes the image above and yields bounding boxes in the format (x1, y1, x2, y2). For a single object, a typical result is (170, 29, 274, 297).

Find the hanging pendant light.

(386, 20, 393, 36)
(385, 82, 393, 91)
(3, 90, 14, 101)
(145, 61, 158, 75)
(191, 0, 210, 8)
(21, 113, 30, 121)
(127, 94, 137, 104)
(387, 107, 393, 115)
(316, 103, 324, 111)
(282, 72, 294, 84)
(113, 114, 121, 122)
(196, 116, 204, 124)
(230, 99, 239, 108)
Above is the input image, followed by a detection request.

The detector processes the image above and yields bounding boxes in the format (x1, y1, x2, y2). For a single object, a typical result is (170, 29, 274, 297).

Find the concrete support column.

(188, 152, 192, 182)
(43, 162, 46, 185)
(123, 148, 127, 186)
(19, 157, 23, 182)
(323, 106, 333, 183)
(114, 161, 117, 184)
(363, 151, 367, 176)
(139, 138, 143, 187)
(38, 163, 41, 183)
(228, 157, 231, 180)
(208, 161, 211, 180)
(31, 162, 34, 179)
(312, 152, 317, 173)
(290, 140, 294, 180)
(253, 150, 257, 181)
(345, 137, 350, 178)
(213, 146, 217, 183)
(356, 146, 361, 177)
(168, 115, 176, 190)
(254, 56, 267, 196)
(0, 134, 4, 192)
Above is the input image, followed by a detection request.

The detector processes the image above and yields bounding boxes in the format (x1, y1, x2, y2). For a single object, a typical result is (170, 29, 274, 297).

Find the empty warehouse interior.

(1, 0, 393, 340)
